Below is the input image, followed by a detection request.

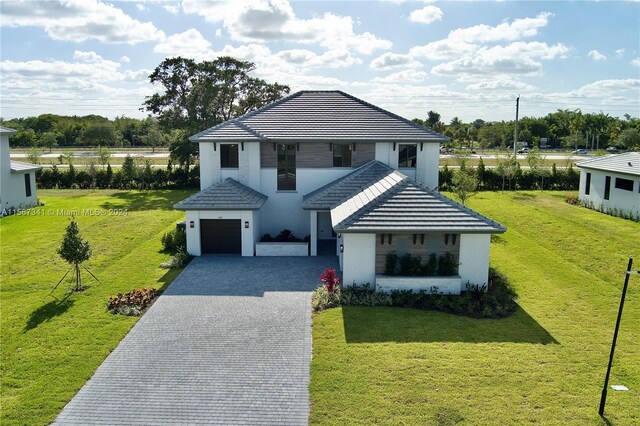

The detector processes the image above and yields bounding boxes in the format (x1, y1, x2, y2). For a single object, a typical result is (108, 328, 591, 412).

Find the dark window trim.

(585, 172, 591, 195)
(604, 175, 611, 200)
(614, 177, 634, 192)
(332, 143, 352, 167)
(24, 173, 32, 197)
(220, 143, 239, 169)
(277, 143, 296, 191)
(398, 144, 417, 168)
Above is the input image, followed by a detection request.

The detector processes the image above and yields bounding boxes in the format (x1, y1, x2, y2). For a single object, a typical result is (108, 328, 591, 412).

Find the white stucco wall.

(258, 168, 352, 237)
(198, 142, 217, 190)
(1, 134, 39, 213)
(374, 141, 440, 189)
(184, 209, 256, 257)
(458, 233, 491, 291)
(579, 169, 639, 216)
(342, 233, 376, 286)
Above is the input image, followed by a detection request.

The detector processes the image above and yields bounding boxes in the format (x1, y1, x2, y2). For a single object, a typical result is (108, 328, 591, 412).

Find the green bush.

(438, 252, 458, 276)
(312, 284, 342, 312)
(384, 252, 398, 275)
(161, 227, 186, 254)
(160, 249, 191, 269)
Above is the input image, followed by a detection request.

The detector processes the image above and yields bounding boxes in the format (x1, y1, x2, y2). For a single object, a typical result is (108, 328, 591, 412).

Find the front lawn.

(311, 191, 639, 425)
(1, 189, 193, 425)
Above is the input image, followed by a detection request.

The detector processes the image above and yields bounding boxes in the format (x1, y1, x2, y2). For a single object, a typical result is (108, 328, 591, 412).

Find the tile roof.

(174, 178, 268, 210)
(10, 160, 42, 173)
(0, 125, 16, 134)
(576, 152, 640, 177)
(191, 91, 448, 143)
(302, 161, 403, 210)
(328, 167, 505, 234)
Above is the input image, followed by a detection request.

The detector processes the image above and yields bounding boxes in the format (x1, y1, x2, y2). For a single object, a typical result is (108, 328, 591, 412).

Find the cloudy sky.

(1, 0, 639, 123)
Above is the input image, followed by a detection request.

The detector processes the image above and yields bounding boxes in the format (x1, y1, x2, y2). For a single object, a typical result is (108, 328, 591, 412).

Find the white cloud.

(164, 4, 180, 14)
(615, 48, 625, 58)
(0, 0, 165, 44)
(181, 0, 391, 55)
(276, 49, 361, 68)
(587, 50, 607, 61)
(449, 12, 552, 43)
(631, 58, 640, 67)
(135, 3, 146, 12)
(370, 52, 421, 70)
(120, 56, 130, 63)
(372, 69, 428, 84)
(409, 6, 443, 24)
(73, 50, 104, 63)
(432, 42, 569, 78)
(572, 79, 640, 97)
(466, 79, 535, 92)
(154, 29, 213, 59)
(409, 39, 477, 61)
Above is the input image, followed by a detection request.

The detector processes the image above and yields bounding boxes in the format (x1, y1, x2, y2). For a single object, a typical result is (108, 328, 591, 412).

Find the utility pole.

(513, 96, 520, 155)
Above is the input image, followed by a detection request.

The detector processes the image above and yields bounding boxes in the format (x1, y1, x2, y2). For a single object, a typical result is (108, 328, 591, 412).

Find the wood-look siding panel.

(352, 143, 376, 167)
(298, 143, 333, 168)
(260, 143, 277, 168)
(375, 233, 460, 274)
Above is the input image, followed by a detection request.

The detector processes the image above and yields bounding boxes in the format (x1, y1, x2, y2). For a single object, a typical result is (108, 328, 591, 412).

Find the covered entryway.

(200, 219, 241, 254)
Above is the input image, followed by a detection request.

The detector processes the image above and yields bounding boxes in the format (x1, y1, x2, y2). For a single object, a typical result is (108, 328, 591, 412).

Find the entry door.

(200, 219, 241, 254)
(317, 211, 335, 239)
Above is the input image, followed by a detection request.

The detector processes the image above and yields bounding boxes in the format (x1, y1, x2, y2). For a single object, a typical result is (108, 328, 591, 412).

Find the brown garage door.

(200, 219, 241, 254)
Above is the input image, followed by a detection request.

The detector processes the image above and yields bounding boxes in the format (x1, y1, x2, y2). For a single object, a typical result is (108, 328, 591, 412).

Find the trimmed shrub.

(107, 288, 159, 316)
(161, 227, 186, 254)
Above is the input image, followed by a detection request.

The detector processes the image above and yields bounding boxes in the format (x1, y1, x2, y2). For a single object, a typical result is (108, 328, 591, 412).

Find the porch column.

(458, 233, 491, 291)
(310, 211, 318, 256)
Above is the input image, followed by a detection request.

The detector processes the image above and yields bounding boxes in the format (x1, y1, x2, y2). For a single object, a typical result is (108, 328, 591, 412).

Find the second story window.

(277, 144, 296, 190)
(398, 144, 417, 168)
(333, 144, 352, 167)
(220, 144, 239, 168)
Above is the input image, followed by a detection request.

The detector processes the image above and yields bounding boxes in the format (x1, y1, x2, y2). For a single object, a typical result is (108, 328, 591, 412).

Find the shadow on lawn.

(342, 304, 558, 344)
(24, 295, 74, 332)
(99, 190, 195, 211)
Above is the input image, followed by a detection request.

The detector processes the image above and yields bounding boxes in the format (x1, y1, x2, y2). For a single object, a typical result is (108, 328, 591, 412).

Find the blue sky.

(1, 0, 639, 123)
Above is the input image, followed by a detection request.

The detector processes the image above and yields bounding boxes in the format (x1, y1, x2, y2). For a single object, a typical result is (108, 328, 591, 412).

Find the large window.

(614, 177, 634, 192)
(220, 144, 239, 168)
(333, 144, 352, 167)
(24, 174, 31, 197)
(604, 176, 611, 200)
(585, 172, 591, 195)
(398, 144, 417, 168)
(277, 144, 296, 190)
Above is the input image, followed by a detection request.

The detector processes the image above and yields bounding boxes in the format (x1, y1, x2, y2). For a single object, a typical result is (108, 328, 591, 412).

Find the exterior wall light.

(189, 221, 194, 229)
(340, 244, 344, 253)
(244, 221, 250, 228)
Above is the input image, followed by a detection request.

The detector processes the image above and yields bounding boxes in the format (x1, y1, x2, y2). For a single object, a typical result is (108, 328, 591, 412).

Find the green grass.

(1, 189, 193, 425)
(310, 191, 639, 425)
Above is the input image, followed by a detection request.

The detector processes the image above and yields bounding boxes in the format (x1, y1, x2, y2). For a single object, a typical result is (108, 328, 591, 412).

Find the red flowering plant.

(320, 268, 340, 293)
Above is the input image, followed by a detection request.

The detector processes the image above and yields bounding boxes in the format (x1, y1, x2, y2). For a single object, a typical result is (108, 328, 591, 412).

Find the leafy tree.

(10, 129, 37, 147)
(496, 153, 519, 190)
(616, 127, 640, 149)
(143, 56, 290, 166)
(81, 123, 119, 146)
(38, 131, 59, 152)
(26, 147, 43, 164)
(452, 167, 478, 205)
(427, 110, 441, 129)
(142, 120, 166, 153)
(55, 219, 95, 292)
(121, 154, 137, 188)
(526, 149, 548, 190)
(96, 146, 111, 168)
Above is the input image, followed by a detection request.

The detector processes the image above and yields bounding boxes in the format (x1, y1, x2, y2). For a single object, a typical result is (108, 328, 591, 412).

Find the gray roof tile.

(191, 91, 448, 143)
(576, 152, 640, 177)
(330, 170, 506, 234)
(0, 125, 16, 134)
(10, 160, 42, 173)
(174, 178, 268, 210)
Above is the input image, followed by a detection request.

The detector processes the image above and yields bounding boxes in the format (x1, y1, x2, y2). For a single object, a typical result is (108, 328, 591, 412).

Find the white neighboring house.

(577, 152, 640, 218)
(0, 126, 41, 215)
(174, 91, 506, 293)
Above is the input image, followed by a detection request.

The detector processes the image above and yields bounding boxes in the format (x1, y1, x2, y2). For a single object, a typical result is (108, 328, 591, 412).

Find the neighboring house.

(576, 152, 640, 218)
(175, 91, 506, 293)
(0, 126, 41, 215)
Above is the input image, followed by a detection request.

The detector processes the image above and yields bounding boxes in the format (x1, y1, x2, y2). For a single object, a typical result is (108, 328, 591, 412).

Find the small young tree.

(55, 219, 96, 292)
(452, 167, 478, 205)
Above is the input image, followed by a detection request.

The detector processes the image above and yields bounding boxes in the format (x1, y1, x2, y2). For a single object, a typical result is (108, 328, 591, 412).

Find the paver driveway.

(55, 255, 340, 425)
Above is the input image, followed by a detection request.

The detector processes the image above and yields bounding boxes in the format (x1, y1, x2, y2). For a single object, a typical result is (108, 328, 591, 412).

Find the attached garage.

(174, 178, 268, 257)
(200, 219, 241, 254)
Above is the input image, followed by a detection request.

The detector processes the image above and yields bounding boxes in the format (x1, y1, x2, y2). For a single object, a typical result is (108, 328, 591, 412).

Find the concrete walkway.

(55, 255, 340, 425)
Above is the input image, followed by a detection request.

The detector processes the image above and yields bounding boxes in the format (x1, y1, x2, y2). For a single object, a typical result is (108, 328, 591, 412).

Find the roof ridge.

(335, 90, 449, 140)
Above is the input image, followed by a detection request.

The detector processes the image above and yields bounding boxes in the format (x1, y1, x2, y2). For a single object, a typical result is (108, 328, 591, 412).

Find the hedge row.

(36, 164, 199, 190)
(439, 164, 579, 191)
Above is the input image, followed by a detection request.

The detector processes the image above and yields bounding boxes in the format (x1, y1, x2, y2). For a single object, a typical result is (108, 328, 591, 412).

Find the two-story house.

(175, 91, 506, 293)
